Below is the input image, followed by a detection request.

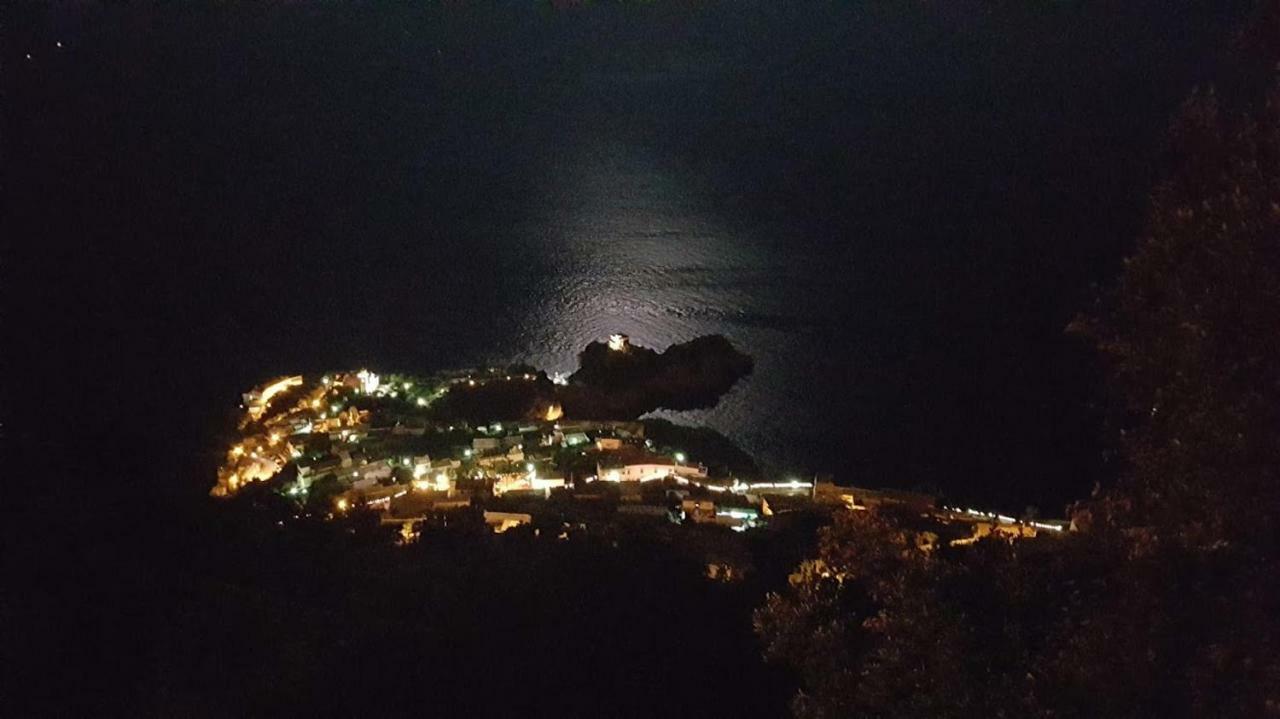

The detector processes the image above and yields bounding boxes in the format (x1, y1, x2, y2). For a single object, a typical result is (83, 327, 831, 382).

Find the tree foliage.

(1073, 78, 1280, 549)
(757, 511, 1070, 718)
(757, 67, 1280, 719)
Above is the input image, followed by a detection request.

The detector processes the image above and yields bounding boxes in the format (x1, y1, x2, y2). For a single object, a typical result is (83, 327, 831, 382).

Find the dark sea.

(11, 0, 1253, 513)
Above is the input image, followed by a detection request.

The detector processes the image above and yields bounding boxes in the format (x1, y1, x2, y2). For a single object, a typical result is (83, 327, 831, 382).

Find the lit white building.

(597, 453, 709, 483)
(493, 474, 566, 496)
(351, 460, 393, 490)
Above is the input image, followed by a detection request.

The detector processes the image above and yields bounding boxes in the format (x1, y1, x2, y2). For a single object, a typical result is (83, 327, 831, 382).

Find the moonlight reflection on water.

(505, 134, 828, 475)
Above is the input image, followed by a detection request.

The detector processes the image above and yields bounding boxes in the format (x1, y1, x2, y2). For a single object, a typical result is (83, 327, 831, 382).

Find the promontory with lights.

(216, 334, 1066, 546)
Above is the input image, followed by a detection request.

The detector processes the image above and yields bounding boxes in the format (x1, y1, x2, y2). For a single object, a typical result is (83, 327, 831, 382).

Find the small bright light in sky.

(56, 41, 63, 48)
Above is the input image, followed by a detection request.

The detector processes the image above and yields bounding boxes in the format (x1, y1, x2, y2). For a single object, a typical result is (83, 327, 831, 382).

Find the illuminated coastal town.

(217, 336, 1068, 550)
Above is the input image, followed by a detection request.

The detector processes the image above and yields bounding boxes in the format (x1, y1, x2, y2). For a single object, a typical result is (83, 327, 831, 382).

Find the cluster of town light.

(411, 470, 450, 493)
(356, 369, 380, 394)
(224, 371, 1065, 544)
(225, 367, 806, 527)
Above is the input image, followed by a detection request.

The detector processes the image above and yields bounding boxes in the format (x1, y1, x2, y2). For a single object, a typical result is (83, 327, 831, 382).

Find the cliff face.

(559, 335, 754, 418)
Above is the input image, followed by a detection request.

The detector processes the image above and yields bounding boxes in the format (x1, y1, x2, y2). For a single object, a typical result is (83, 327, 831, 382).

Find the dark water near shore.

(12, 1, 1252, 513)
